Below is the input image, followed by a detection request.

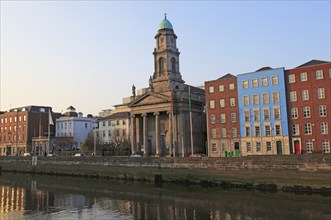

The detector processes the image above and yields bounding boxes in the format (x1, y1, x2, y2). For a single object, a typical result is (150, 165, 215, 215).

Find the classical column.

(167, 112, 173, 157)
(136, 117, 141, 153)
(142, 114, 148, 156)
(154, 112, 160, 156)
(130, 115, 136, 155)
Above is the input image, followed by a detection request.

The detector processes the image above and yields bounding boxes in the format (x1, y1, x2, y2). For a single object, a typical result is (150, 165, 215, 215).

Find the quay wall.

(0, 155, 330, 194)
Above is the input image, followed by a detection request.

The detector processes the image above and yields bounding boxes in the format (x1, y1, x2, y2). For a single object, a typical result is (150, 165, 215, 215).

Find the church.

(120, 15, 206, 157)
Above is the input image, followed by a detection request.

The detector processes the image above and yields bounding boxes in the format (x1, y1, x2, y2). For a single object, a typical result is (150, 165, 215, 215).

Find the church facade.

(125, 15, 206, 157)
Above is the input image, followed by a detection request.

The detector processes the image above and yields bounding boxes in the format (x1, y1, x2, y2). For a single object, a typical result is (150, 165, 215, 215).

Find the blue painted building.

(237, 67, 290, 155)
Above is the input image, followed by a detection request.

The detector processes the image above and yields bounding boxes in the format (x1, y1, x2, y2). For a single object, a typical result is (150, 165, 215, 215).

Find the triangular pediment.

(129, 92, 171, 107)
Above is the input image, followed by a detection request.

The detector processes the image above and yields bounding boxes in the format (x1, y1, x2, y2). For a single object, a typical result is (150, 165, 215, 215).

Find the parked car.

(23, 152, 36, 157)
(188, 153, 207, 158)
(130, 154, 142, 158)
(74, 153, 86, 157)
(47, 153, 57, 157)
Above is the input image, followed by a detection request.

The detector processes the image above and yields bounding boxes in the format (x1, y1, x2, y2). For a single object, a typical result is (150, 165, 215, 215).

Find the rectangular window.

(265, 125, 271, 136)
(123, 120, 126, 125)
(256, 142, 261, 152)
(211, 129, 216, 138)
(291, 107, 298, 119)
(252, 79, 258, 88)
(210, 114, 215, 124)
(302, 90, 309, 100)
(290, 91, 297, 102)
(210, 100, 215, 109)
(209, 86, 214, 93)
(262, 93, 269, 104)
(243, 96, 249, 106)
(272, 92, 280, 103)
(108, 130, 111, 137)
(221, 143, 227, 152)
(103, 121, 106, 127)
(261, 77, 268, 87)
(219, 85, 224, 92)
(246, 142, 251, 152)
(274, 107, 281, 120)
(263, 108, 270, 120)
(304, 123, 312, 135)
(255, 126, 260, 137)
(317, 88, 325, 99)
(288, 74, 295, 83)
(242, 80, 248, 89)
(245, 126, 251, 137)
(221, 128, 226, 138)
(275, 125, 281, 135)
(244, 110, 250, 122)
(319, 105, 327, 117)
(322, 140, 330, 153)
(306, 140, 313, 153)
(102, 131, 106, 137)
(320, 122, 328, 134)
(266, 142, 272, 151)
(329, 68, 331, 78)
(253, 109, 260, 121)
(316, 70, 324, 79)
(220, 99, 225, 108)
(271, 75, 278, 85)
(303, 106, 311, 118)
(211, 143, 217, 152)
(230, 113, 236, 122)
(292, 124, 299, 135)
(231, 128, 237, 137)
(117, 120, 120, 126)
(252, 94, 259, 105)
(229, 83, 235, 90)
(220, 114, 226, 123)
(300, 72, 307, 81)
(230, 98, 236, 107)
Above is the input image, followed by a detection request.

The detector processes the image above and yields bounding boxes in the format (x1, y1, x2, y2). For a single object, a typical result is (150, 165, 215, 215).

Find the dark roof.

(295, 59, 330, 68)
(66, 106, 76, 111)
(102, 112, 130, 120)
(255, 67, 273, 72)
(9, 105, 52, 113)
(217, 73, 236, 80)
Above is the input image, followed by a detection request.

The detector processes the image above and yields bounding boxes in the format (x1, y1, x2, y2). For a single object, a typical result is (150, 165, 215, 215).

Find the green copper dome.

(158, 14, 173, 31)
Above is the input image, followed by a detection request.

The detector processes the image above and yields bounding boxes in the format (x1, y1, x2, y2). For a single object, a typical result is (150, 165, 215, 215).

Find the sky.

(1, 1, 330, 116)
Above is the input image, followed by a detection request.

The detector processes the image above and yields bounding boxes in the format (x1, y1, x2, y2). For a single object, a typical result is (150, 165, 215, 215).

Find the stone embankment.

(0, 154, 330, 195)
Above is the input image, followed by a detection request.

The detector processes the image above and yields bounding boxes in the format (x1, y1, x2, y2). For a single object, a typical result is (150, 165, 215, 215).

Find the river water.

(0, 173, 330, 220)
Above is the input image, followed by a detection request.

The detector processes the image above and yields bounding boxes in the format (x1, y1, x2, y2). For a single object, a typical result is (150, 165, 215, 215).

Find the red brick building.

(205, 74, 240, 157)
(0, 106, 61, 156)
(285, 60, 331, 154)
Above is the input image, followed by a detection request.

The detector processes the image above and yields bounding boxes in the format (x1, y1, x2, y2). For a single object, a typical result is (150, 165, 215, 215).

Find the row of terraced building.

(205, 60, 331, 157)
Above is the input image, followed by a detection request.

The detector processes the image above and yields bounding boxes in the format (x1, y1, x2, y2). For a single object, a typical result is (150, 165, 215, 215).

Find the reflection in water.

(0, 174, 330, 220)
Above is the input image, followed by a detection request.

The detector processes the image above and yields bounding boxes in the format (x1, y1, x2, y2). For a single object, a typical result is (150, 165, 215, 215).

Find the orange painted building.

(205, 74, 240, 157)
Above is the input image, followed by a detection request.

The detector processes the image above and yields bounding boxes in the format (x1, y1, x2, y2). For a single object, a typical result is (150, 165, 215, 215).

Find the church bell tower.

(152, 14, 184, 93)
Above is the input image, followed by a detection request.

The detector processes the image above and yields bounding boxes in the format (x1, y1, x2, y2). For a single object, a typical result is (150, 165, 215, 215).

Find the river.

(0, 173, 330, 220)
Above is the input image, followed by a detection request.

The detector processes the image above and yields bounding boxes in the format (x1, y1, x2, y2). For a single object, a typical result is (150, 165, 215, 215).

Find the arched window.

(159, 58, 164, 75)
(171, 58, 176, 72)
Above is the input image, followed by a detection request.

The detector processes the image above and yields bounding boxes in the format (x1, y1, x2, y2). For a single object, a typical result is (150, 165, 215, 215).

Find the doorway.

(276, 141, 282, 155)
(294, 140, 301, 155)
(234, 142, 240, 157)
